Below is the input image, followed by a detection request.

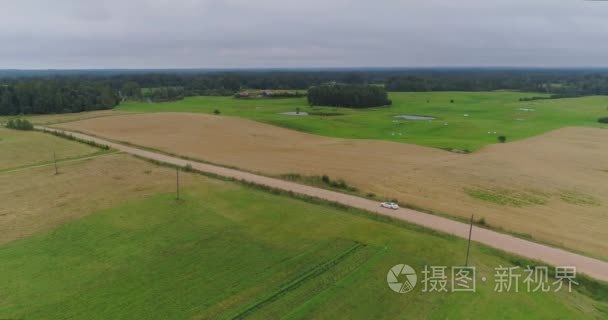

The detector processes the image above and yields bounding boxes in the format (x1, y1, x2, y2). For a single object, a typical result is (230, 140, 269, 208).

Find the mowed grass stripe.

(226, 242, 370, 320)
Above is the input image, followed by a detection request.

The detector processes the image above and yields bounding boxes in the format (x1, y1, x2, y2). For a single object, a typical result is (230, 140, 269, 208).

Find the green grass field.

(117, 92, 608, 151)
(1, 175, 606, 319)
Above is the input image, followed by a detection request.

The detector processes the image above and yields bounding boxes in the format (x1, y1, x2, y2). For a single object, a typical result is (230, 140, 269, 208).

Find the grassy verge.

(39, 128, 111, 150)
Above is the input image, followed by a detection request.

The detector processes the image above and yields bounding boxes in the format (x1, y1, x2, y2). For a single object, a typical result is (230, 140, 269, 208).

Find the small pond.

(281, 111, 309, 116)
(394, 115, 436, 120)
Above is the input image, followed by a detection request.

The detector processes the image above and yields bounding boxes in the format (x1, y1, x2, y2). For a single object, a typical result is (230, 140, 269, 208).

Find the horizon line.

(3, 66, 608, 71)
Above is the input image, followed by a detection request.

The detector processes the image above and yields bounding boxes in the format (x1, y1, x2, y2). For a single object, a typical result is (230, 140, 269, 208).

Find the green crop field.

(117, 92, 608, 151)
(1, 173, 606, 319)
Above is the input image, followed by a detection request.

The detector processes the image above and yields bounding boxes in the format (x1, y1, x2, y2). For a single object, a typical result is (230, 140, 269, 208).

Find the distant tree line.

(308, 84, 391, 108)
(383, 70, 608, 96)
(94, 69, 608, 98)
(0, 80, 118, 115)
(3, 68, 608, 115)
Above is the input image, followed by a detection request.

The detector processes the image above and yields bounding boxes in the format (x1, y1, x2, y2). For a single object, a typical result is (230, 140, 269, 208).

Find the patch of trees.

(0, 80, 118, 115)
(599, 117, 608, 124)
(5, 118, 34, 130)
(307, 84, 391, 108)
(265, 91, 306, 98)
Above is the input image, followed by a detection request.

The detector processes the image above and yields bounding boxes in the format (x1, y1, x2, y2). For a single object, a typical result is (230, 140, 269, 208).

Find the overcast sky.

(2, 0, 608, 69)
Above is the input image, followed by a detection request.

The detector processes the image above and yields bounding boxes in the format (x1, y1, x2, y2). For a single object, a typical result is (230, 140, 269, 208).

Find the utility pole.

(465, 214, 474, 266)
(53, 151, 58, 175)
(176, 167, 180, 200)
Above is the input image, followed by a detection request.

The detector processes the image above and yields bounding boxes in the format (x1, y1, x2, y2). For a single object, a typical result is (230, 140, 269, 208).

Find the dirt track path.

(40, 127, 608, 282)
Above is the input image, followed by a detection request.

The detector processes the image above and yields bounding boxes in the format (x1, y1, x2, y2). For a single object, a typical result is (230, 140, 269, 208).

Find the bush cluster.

(598, 117, 608, 124)
(5, 119, 34, 130)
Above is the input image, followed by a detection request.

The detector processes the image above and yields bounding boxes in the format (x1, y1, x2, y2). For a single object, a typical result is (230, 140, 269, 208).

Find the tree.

(98, 86, 119, 108)
(598, 117, 608, 124)
(498, 136, 507, 143)
(121, 81, 142, 100)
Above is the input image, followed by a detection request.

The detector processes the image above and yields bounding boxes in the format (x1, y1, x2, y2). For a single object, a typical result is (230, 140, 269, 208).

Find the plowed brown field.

(56, 113, 608, 259)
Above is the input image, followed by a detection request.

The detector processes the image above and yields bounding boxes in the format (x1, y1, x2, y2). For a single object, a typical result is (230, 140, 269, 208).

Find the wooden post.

(53, 151, 58, 175)
(176, 167, 180, 200)
(465, 214, 474, 266)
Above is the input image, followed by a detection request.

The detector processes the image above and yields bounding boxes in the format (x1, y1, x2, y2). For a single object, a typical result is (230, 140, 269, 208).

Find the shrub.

(321, 175, 330, 184)
(498, 136, 507, 143)
(598, 117, 608, 124)
(5, 118, 34, 131)
(213, 109, 221, 115)
(320, 175, 358, 192)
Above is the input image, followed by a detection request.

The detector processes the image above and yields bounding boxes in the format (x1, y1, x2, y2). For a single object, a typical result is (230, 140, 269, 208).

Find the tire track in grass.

(282, 246, 389, 320)
(226, 242, 366, 320)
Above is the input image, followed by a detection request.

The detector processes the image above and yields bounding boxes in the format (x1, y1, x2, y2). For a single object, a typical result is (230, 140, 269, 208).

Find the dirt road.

(40, 126, 608, 282)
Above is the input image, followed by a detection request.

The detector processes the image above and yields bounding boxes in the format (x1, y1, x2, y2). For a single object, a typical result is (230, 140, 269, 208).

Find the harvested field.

(0, 153, 198, 244)
(57, 113, 608, 259)
(0, 127, 99, 171)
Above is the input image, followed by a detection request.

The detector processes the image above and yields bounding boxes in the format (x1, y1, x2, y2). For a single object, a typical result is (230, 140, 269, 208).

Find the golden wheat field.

(56, 113, 608, 259)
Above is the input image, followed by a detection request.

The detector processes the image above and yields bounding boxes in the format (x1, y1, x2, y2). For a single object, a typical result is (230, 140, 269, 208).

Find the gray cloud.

(1, 0, 608, 68)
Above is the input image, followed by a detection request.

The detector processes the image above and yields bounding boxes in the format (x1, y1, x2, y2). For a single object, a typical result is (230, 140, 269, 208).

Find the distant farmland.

(117, 91, 608, 151)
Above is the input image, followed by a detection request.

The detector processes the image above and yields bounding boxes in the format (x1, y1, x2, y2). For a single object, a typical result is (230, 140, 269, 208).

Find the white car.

(380, 202, 400, 210)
